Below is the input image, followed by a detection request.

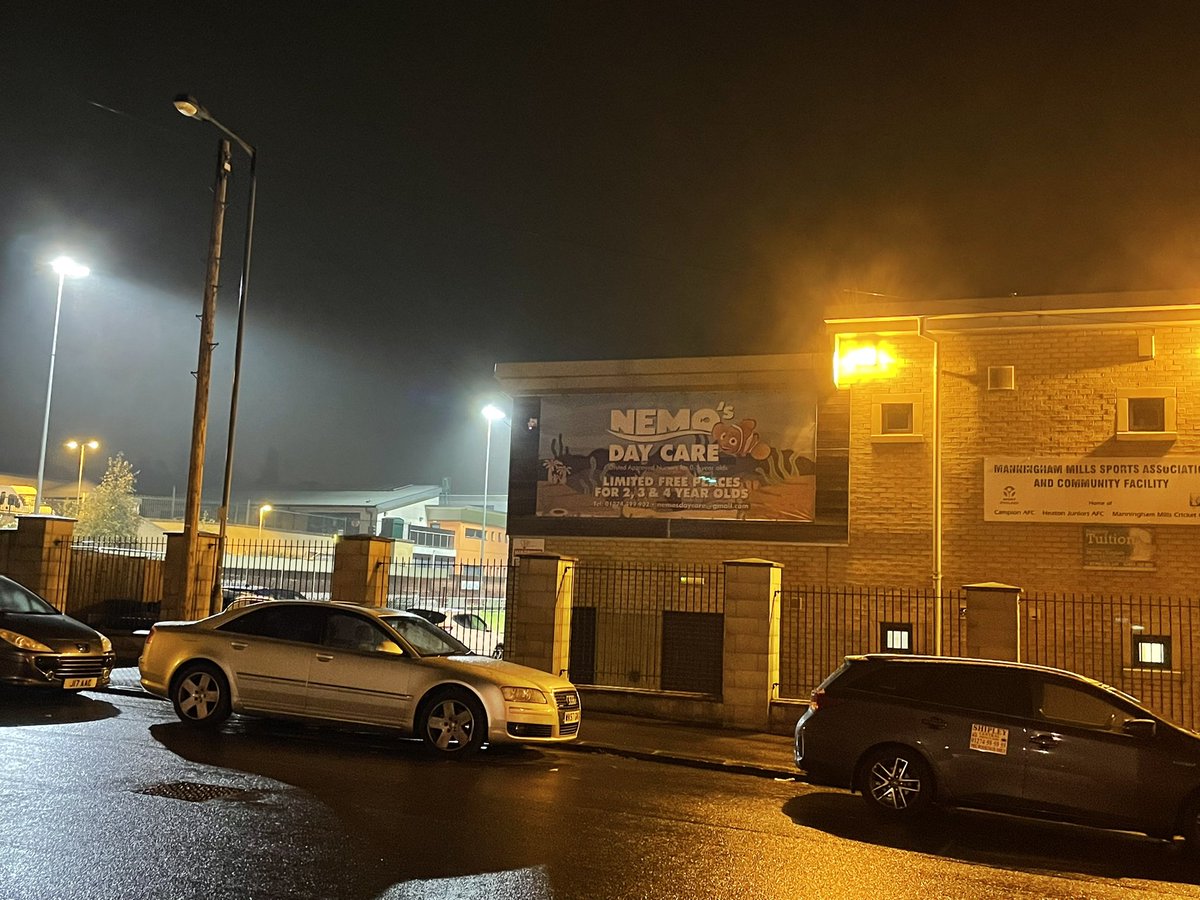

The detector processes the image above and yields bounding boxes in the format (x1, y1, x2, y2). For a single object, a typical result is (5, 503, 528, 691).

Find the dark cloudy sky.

(4, 2, 1200, 500)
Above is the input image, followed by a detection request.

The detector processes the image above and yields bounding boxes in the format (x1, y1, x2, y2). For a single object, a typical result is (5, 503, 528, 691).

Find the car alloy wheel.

(172, 663, 231, 727)
(421, 688, 486, 756)
(861, 747, 933, 817)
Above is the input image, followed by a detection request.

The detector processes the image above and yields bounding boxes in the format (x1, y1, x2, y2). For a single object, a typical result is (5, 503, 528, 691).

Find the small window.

(880, 622, 913, 653)
(1116, 388, 1176, 442)
(1128, 398, 1165, 432)
(871, 393, 923, 443)
(1133, 635, 1171, 669)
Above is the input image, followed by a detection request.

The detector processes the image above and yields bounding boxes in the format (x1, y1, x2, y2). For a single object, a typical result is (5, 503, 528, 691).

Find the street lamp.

(257, 504, 272, 538)
(174, 94, 258, 616)
(35, 256, 90, 514)
(65, 439, 100, 508)
(479, 404, 507, 566)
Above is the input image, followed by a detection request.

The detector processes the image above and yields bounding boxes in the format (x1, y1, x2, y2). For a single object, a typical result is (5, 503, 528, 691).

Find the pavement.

(102, 666, 800, 780)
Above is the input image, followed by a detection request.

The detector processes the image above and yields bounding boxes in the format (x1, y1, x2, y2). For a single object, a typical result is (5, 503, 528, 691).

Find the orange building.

(426, 505, 508, 566)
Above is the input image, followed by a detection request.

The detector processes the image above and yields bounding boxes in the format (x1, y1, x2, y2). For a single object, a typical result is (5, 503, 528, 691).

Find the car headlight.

(502, 686, 548, 704)
(0, 629, 54, 653)
(99, 635, 113, 653)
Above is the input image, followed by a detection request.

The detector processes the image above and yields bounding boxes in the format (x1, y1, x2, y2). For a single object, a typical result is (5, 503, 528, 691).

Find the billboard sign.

(536, 391, 817, 521)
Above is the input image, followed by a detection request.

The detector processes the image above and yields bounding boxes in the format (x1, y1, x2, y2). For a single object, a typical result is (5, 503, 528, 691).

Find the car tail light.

(144, 626, 156, 653)
(809, 688, 833, 711)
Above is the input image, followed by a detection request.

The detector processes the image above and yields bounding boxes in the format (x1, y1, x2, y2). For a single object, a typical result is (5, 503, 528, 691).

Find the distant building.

(252, 484, 509, 566)
(425, 505, 508, 566)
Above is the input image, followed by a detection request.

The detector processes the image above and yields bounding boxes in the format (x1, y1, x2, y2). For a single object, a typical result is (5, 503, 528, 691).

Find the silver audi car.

(139, 600, 581, 756)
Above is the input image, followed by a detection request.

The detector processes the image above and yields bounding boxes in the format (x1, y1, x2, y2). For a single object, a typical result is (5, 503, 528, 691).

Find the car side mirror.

(1123, 718, 1157, 739)
(376, 640, 404, 655)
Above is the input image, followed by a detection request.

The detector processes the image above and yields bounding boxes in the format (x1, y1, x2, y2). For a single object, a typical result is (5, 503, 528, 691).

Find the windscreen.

(0, 578, 59, 614)
(381, 614, 471, 656)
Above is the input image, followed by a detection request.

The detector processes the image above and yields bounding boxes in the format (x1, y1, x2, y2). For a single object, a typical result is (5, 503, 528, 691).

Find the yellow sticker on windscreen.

(969, 723, 1009, 755)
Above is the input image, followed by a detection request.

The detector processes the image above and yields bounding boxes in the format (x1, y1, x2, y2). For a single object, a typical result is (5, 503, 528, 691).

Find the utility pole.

(180, 139, 231, 620)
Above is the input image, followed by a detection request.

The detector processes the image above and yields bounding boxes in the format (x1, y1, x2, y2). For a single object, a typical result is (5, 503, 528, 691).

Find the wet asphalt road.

(2, 689, 1200, 900)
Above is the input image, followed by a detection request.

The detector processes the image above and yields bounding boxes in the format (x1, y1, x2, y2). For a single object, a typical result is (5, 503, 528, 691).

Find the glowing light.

(834, 338, 898, 386)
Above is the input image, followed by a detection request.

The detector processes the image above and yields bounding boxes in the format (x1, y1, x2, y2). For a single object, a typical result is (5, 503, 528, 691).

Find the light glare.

(50, 256, 89, 279)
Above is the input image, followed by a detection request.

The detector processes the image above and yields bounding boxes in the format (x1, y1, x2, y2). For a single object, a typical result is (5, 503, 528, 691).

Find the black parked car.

(0, 575, 116, 690)
(795, 654, 1200, 850)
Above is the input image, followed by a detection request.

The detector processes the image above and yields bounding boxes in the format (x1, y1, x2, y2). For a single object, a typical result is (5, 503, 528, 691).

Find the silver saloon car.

(138, 600, 581, 756)
(0, 574, 115, 690)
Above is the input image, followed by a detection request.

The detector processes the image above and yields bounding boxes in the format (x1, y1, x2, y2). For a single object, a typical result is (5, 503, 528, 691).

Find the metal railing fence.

(568, 562, 725, 694)
(218, 539, 334, 600)
(778, 586, 966, 702)
(67, 539, 167, 628)
(387, 561, 511, 657)
(1021, 591, 1199, 730)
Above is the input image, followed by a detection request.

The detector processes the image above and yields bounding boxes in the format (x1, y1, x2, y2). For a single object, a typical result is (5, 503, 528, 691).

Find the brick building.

(495, 291, 1200, 729)
(497, 290, 1200, 594)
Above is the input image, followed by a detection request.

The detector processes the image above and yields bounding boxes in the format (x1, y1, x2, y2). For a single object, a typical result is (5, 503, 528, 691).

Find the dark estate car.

(795, 654, 1200, 849)
(0, 575, 116, 690)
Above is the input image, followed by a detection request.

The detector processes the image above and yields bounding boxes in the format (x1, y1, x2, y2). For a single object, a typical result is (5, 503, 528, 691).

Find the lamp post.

(65, 439, 100, 508)
(35, 256, 89, 514)
(479, 404, 507, 566)
(174, 94, 258, 616)
(257, 503, 272, 537)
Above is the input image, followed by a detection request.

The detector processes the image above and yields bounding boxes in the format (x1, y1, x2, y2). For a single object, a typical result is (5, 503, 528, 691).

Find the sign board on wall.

(984, 457, 1200, 524)
(1082, 525, 1156, 571)
(535, 391, 817, 521)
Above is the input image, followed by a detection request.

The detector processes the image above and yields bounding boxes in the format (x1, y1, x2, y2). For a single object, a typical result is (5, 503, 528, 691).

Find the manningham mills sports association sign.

(983, 457, 1200, 524)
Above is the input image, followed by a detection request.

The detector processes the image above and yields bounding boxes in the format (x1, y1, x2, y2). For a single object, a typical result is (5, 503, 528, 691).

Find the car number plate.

(563, 710, 580, 724)
(63, 677, 98, 690)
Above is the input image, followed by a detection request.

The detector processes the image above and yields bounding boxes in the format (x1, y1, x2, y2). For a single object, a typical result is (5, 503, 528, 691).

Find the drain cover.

(136, 781, 257, 803)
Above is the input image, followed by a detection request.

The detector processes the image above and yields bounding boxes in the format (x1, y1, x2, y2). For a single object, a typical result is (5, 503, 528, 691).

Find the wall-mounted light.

(833, 336, 897, 387)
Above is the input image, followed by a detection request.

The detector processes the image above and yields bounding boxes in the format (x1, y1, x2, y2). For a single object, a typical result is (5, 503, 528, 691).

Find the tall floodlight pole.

(180, 136, 232, 619)
(65, 439, 100, 507)
(174, 95, 257, 616)
(35, 256, 89, 514)
(479, 404, 507, 565)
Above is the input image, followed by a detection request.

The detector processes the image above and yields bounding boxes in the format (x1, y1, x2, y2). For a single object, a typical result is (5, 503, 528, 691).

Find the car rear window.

(841, 663, 935, 701)
(218, 605, 326, 643)
(841, 661, 1031, 717)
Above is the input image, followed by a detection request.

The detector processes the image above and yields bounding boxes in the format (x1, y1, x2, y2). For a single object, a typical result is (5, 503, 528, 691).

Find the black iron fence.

(1022, 592, 1199, 730)
(779, 585, 1200, 730)
(568, 563, 725, 695)
(219, 539, 334, 601)
(68, 539, 167, 629)
(387, 561, 510, 657)
(778, 586, 967, 702)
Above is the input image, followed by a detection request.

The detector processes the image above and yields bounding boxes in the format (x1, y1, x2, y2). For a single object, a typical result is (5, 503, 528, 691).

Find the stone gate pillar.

(161, 531, 220, 621)
(331, 535, 394, 607)
(506, 554, 575, 677)
(722, 558, 782, 730)
(1, 515, 75, 609)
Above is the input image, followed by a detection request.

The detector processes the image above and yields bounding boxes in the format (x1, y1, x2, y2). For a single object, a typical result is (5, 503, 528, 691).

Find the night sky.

(4, 3, 1200, 500)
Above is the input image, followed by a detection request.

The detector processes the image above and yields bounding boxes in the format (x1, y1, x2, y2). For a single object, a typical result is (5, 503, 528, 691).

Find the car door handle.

(315, 653, 333, 662)
(921, 716, 948, 730)
(1029, 732, 1062, 748)
(229, 641, 248, 651)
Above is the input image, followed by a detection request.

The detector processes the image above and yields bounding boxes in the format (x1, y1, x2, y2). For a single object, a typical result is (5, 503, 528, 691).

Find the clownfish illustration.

(710, 418, 771, 460)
